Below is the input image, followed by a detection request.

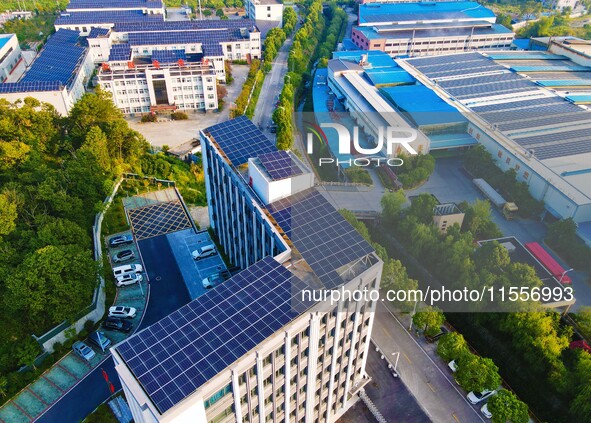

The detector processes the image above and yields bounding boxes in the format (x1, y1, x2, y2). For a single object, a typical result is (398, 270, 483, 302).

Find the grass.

(83, 397, 120, 423)
(101, 195, 129, 237)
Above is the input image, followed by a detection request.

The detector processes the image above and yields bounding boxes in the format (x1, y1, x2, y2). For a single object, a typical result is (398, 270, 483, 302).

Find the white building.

(112, 116, 382, 422)
(0, 30, 93, 115)
(0, 34, 22, 82)
(352, 1, 514, 58)
(245, 0, 284, 24)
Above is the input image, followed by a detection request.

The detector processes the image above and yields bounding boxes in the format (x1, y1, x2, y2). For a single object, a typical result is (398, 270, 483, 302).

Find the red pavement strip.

(10, 400, 32, 421)
(26, 388, 48, 406)
(41, 376, 64, 393)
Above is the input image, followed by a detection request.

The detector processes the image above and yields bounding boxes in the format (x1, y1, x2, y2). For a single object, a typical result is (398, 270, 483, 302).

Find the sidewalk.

(372, 301, 486, 423)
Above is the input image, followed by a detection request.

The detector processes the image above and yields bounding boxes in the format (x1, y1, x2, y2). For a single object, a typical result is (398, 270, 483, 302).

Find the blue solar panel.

(151, 49, 186, 63)
(269, 188, 374, 289)
(21, 29, 86, 87)
(0, 81, 62, 93)
(128, 28, 244, 47)
(108, 43, 131, 61)
(205, 116, 277, 166)
(258, 150, 303, 181)
(114, 18, 256, 33)
(55, 10, 164, 25)
(67, 0, 163, 9)
(202, 43, 224, 57)
(116, 256, 311, 414)
(87, 27, 110, 38)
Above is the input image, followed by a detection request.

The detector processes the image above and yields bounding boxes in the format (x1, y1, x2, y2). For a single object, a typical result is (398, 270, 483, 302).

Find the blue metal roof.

(55, 10, 164, 25)
(0, 35, 14, 49)
(428, 133, 477, 149)
(536, 79, 591, 87)
(566, 94, 591, 104)
(358, 1, 496, 25)
(333, 50, 397, 69)
(21, 29, 86, 87)
(365, 70, 415, 86)
(487, 52, 566, 60)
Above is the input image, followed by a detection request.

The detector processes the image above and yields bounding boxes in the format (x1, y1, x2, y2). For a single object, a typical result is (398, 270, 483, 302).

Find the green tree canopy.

(455, 353, 501, 393)
(487, 390, 529, 423)
(413, 306, 445, 337)
(437, 332, 468, 362)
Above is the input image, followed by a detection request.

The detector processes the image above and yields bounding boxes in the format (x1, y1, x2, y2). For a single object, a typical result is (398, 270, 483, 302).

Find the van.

(113, 264, 143, 278)
(88, 331, 111, 353)
(192, 244, 216, 260)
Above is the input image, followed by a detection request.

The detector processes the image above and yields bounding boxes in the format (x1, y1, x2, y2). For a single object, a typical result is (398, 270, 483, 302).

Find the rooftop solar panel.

(205, 116, 276, 166)
(108, 43, 131, 61)
(0, 81, 62, 93)
(55, 10, 164, 25)
(87, 27, 110, 38)
(151, 49, 186, 63)
(258, 150, 303, 181)
(116, 256, 311, 414)
(114, 18, 256, 33)
(67, 0, 163, 9)
(269, 188, 374, 289)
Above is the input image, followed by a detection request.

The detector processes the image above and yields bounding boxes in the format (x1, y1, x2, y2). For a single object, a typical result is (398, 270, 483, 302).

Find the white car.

(115, 273, 142, 287)
(468, 389, 497, 405)
(109, 306, 137, 319)
(448, 360, 458, 373)
(113, 264, 143, 278)
(73, 341, 96, 362)
(481, 403, 492, 419)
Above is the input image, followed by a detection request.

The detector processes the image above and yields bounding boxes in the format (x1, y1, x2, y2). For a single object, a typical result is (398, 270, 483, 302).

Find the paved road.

(253, 19, 296, 133)
(372, 301, 487, 423)
(36, 235, 191, 422)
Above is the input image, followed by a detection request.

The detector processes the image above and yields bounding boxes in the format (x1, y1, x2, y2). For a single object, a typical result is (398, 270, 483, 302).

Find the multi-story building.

(112, 116, 383, 422)
(351, 1, 514, 57)
(0, 34, 22, 82)
(0, 29, 93, 115)
(245, 0, 284, 24)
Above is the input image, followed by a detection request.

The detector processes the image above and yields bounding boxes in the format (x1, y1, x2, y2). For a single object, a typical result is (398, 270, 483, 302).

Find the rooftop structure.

(113, 116, 382, 422)
(433, 203, 465, 233)
(0, 29, 93, 115)
(397, 51, 591, 227)
(352, 1, 513, 57)
(245, 0, 284, 24)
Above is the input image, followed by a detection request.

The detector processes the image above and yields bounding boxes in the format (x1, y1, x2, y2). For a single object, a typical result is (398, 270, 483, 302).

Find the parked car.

(73, 341, 96, 362)
(468, 389, 497, 405)
(448, 360, 458, 373)
(426, 325, 449, 342)
(202, 272, 224, 289)
(115, 273, 142, 287)
(481, 403, 492, 419)
(109, 306, 137, 319)
(113, 263, 143, 278)
(113, 249, 135, 263)
(192, 244, 216, 260)
(88, 331, 112, 353)
(103, 317, 133, 333)
(109, 234, 133, 247)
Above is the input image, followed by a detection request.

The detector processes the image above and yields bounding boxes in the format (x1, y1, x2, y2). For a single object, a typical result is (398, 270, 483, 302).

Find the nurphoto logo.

(305, 121, 419, 168)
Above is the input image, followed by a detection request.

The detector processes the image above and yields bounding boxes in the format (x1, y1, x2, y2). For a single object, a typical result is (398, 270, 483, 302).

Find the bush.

(141, 114, 157, 123)
(546, 218, 591, 270)
(396, 154, 435, 188)
(171, 112, 189, 120)
(344, 167, 372, 185)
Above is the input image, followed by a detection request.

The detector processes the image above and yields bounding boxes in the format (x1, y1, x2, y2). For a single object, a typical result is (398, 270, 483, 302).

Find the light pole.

(409, 299, 419, 331)
(391, 352, 400, 377)
(559, 268, 574, 284)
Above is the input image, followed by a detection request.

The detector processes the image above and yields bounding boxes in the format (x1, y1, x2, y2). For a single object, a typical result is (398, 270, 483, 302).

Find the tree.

(0, 192, 18, 237)
(80, 126, 111, 173)
(381, 258, 419, 311)
(16, 338, 41, 371)
(381, 190, 406, 226)
(0, 375, 7, 398)
(487, 390, 529, 423)
(408, 193, 438, 224)
(216, 8, 224, 17)
(437, 332, 468, 362)
(575, 307, 591, 339)
(474, 241, 510, 275)
(412, 306, 445, 337)
(462, 199, 501, 239)
(455, 353, 501, 393)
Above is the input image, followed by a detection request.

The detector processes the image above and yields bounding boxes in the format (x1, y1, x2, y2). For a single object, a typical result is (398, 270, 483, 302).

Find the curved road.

(36, 235, 191, 422)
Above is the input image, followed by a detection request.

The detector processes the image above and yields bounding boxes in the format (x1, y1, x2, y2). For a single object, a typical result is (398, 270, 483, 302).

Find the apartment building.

(112, 116, 383, 422)
(245, 0, 284, 24)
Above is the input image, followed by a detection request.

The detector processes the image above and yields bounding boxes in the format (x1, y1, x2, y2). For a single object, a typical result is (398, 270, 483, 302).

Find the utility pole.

(197, 0, 203, 20)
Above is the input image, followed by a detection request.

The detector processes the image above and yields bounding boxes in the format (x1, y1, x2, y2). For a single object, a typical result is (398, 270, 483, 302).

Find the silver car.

(73, 341, 95, 362)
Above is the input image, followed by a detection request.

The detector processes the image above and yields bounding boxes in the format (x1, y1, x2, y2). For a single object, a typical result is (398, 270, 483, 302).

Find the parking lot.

(167, 229, 229, 299)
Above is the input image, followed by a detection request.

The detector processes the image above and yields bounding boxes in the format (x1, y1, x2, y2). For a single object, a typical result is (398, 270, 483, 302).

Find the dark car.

(113, 249, 135, 263)
(426, 325, 450, 342)
(109, 234, 133, 247)
(103, 317, 133, 333)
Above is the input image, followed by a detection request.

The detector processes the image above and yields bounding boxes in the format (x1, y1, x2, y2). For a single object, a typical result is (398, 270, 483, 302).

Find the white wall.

(0, 34, 22, 81)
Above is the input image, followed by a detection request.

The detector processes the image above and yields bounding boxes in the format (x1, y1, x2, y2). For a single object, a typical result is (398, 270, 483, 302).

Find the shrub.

(141, 113, 157, 123)
(171, 112, 189, 120)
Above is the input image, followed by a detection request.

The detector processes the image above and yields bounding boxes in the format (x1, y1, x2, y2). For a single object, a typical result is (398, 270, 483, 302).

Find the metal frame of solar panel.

(258, 151, 303, 181)
(205, 116, 276, 166)
(269, 188, 374, 289)
(115, 256, 311, 414)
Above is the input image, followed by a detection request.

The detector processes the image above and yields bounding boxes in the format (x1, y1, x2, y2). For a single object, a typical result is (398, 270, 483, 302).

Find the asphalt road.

(36, 235, 191, 422)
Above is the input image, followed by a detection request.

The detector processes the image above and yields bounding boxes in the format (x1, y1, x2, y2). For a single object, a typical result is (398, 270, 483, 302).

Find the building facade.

(352, 1, 514, 57)
(112, 116, 383, 422)
(245, 0, 284, 24)
(0, 34, 22, 82)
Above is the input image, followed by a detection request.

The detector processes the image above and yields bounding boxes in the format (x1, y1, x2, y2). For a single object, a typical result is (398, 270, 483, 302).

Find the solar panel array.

(0, 81, 62, 93)
(269, 188, 374, 289)
(128, 28, 245, 47)
(151, 49, 186, 63)
(108, 43, 131, 61)
(114, 18, 256, 33)
(67, 0, 163, 9)
(21, 29, 85, 87)
(205, 116, 276, 166)
(88, 27, 110, 38)
(55, 10, 164, 25)
(116, 256, 311, 413)
(407, 52, 591, 160)
(258, 150, 303, 181)
(203, 43, 224, 57)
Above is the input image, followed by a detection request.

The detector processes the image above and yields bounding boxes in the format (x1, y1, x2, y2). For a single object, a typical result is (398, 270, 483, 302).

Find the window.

(204, 384, 232, 409)
(497, 150, 503, 158)
(523, 171, 529, 179)
(505, 157, 511, 165)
